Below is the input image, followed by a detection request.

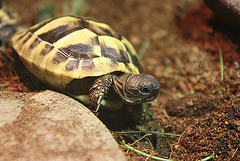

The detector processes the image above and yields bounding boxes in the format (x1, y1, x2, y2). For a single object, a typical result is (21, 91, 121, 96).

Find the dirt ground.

(1, 0, 240, 160)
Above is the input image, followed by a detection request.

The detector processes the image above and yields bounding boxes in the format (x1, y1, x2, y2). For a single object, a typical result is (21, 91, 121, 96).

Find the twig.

(170, 125, 192, 158)
(200, 153, 215, 161)
(113, 131, 181, 137)
(122, 140, 173, 161)
(131, 133, 153, 149)
(231, 148, 238, 159)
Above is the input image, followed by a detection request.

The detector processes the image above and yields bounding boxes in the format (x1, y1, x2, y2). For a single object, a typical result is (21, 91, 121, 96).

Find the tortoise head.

(113, 74, 160, 105)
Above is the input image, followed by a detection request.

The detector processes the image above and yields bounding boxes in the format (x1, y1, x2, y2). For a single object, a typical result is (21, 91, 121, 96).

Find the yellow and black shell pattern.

(0, 4, 17, 28)
(11, 16, 142, 91)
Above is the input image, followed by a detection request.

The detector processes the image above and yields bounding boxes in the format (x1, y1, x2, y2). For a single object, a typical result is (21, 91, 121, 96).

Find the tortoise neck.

(112, 74, 137, 104)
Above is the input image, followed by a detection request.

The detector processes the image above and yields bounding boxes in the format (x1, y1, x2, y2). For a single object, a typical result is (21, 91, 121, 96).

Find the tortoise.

(10, 16, 160, 111)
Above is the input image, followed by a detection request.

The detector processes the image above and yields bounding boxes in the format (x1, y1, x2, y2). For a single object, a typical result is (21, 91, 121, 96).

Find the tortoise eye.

(140, 86, 151, 93)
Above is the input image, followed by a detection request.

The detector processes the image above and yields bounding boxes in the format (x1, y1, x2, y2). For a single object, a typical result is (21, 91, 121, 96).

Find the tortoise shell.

(11, 16, 142, 91)
(0, 4, 17, 29)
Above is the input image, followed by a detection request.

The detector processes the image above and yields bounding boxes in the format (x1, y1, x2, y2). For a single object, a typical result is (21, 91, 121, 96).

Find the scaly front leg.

(89, 74, 113, 111)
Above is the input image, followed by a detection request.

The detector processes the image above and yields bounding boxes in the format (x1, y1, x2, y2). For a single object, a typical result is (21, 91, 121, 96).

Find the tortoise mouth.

(120, 93, 158, 105)
(113, 87, 158, 105)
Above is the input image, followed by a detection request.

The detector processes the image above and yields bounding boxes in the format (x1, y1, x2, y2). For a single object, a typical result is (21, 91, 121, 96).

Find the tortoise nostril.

(152, 82, 161, 95)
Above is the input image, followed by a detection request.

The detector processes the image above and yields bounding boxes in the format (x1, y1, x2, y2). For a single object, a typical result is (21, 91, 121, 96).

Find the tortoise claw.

(94, 95, 103, 112)
(89, 90, 103, 112)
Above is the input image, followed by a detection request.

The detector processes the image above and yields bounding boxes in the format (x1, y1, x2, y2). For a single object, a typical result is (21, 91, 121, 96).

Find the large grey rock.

(204, 0, 240, 36)
(0, 90, 126, 161)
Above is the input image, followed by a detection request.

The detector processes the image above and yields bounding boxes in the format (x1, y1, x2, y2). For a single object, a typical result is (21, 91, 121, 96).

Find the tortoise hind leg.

(89, 74, 113, 111)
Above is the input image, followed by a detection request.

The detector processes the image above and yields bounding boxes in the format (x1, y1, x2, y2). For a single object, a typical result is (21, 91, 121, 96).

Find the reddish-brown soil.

(1, 0, 240, 160)
(174, 2, 240, 68)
